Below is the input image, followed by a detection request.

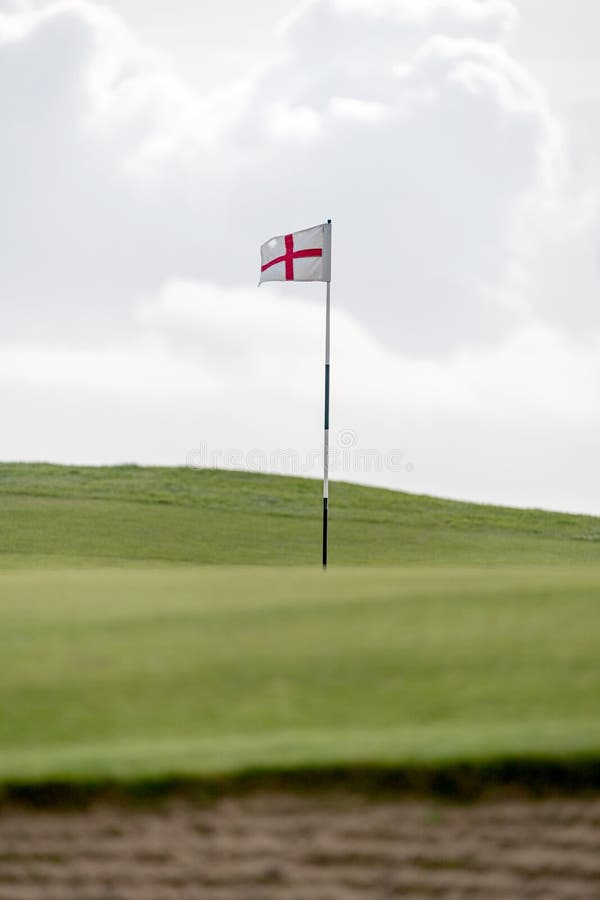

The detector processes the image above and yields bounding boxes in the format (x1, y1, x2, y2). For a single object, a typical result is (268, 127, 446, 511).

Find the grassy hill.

(1, 462, 599, 567)
(1, 463, 600, 794)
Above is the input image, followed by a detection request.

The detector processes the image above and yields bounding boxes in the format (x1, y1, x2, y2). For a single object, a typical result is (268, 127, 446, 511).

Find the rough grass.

(1, 463, 600, 567)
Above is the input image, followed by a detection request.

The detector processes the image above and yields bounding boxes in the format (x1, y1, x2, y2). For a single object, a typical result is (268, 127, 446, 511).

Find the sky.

(1, 0, 599, 513)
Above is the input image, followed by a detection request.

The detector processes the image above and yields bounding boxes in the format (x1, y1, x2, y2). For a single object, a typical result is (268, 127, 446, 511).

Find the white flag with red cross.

(259, 222, 331, 284)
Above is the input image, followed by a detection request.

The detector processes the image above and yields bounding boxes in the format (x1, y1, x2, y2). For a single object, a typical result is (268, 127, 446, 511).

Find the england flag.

(259, 222, 331, 284)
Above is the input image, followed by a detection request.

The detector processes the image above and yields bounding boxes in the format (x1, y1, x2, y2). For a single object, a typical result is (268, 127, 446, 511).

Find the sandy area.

(1, 792, 600, 899)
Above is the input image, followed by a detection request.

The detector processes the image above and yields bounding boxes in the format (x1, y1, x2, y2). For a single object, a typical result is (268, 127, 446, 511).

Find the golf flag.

(259, 222, 331, 284)
(258, 218, 333, 568)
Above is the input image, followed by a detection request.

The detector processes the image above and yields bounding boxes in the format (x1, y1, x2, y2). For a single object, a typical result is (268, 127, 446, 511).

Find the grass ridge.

(4, 757, 600, 808)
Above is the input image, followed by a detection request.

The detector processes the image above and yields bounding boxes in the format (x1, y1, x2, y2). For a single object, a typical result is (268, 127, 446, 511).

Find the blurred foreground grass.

(1, 565, 599, 783)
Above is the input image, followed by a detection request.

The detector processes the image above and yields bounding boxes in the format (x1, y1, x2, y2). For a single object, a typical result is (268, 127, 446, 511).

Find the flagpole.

(323, 219, 331, 569)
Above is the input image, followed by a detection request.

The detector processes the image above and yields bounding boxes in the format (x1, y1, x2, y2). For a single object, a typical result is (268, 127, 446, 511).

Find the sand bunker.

(1, 792, 600, 898)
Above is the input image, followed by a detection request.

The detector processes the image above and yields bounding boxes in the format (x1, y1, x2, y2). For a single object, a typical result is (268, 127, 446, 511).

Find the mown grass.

(1, 565, 599, 784)
(1, 463, 600, 566)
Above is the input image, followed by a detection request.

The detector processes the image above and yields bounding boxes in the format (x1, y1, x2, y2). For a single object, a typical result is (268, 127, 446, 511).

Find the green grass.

(1, 462, 600, 566)
(1, 463, 599, 790)
(1, 565, 600, 784)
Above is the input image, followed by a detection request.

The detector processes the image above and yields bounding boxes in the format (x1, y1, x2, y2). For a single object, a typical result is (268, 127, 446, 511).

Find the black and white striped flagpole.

(322, 219, 332, 569)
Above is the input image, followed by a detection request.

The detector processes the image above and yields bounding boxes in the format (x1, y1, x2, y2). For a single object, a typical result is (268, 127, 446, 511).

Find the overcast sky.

(1, 0, 599, 513)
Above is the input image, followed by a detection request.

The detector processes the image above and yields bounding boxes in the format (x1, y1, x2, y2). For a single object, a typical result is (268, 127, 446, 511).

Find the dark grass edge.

(4, 758, 600, 809)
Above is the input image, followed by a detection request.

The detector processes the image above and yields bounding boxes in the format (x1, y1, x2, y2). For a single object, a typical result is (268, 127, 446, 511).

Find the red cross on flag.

(260, 222, 331, 284)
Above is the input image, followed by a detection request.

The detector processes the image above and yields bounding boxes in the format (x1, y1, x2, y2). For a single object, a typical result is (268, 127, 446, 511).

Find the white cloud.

(0, 0, 566, 352)
(334, 0, 517, 37)
(330, 96, 390, 122)
(266, 101, 321, 140)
